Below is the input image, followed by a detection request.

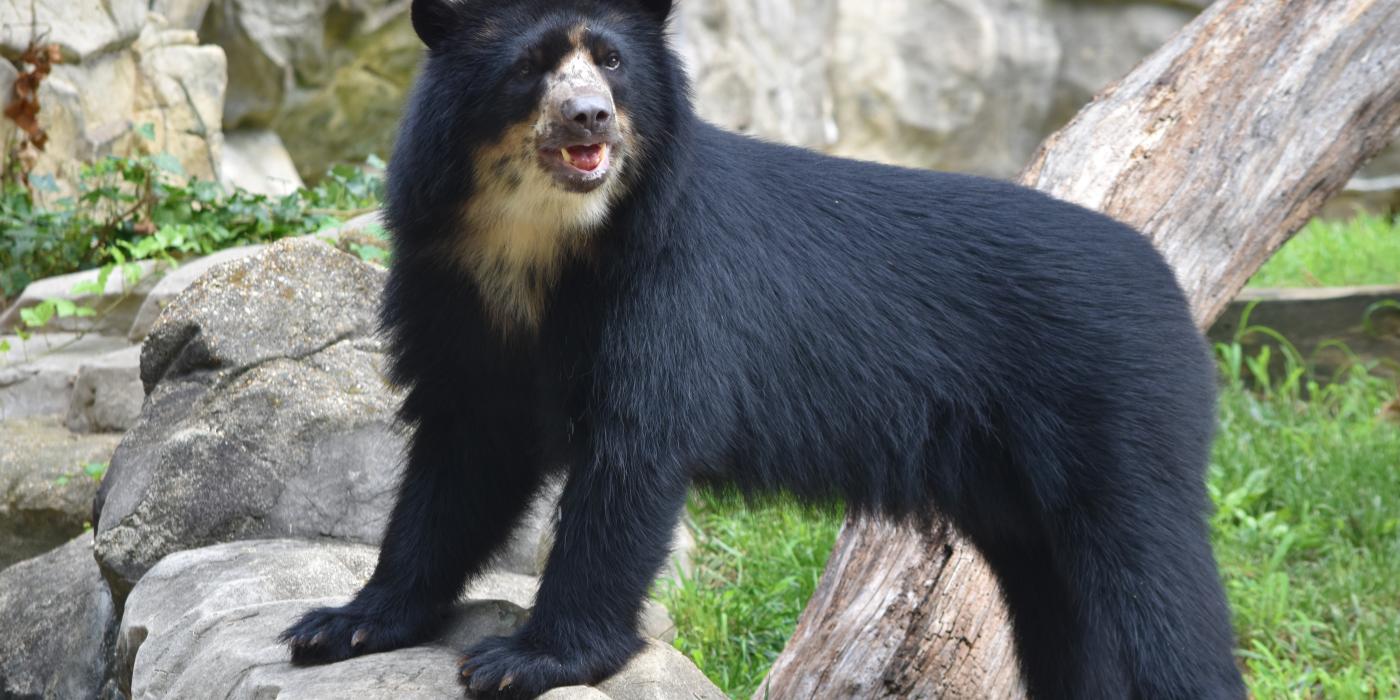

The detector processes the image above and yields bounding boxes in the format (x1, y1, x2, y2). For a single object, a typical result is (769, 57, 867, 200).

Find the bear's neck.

(455, 165, 618, 335)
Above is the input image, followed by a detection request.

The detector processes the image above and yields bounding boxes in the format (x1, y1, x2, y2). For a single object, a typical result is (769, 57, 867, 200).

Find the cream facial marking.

(456, 37, 629, 335)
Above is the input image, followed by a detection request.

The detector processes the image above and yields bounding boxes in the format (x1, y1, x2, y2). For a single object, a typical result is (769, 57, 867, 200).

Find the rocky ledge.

(0, 237, 706, 699)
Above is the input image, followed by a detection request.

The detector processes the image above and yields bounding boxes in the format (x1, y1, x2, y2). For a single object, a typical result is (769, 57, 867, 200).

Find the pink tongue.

(566, 144, 603, 171)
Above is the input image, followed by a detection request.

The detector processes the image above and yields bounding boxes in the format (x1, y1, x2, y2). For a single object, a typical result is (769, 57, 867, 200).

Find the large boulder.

(126, 244, 267, 342)
(0, 534, 118, 700)
(114, 540, 715, 699)
(91, 237, 400, 601)
(0, 416, 121, 568)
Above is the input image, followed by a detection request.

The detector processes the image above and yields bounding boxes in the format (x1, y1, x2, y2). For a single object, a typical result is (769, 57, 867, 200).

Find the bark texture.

(759, 1, 1400, 697)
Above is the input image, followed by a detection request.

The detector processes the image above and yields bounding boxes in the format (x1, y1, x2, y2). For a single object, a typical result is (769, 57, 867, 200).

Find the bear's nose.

(562, 95, 612, 132)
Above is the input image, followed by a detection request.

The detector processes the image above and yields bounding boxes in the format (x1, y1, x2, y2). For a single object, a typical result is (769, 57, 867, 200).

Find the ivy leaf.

(70, 279, 102, 295)
(351, 243, 389, 265)
(149, 153, 185, 177)
(19, 301, 55, 328)
(52, 298, 78, 317)
(83, 462, 108, 480)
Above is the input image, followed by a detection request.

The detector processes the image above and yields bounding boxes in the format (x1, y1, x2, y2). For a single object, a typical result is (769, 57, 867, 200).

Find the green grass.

(655, 494, 841, 696)
(1249, 214, 1400, 288)
(1211, 355, 1400, 697)
(657, 352, 1400, 699)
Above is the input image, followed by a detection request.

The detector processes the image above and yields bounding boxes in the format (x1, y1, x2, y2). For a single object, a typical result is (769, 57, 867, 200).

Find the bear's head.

(407, 0, 680, 199)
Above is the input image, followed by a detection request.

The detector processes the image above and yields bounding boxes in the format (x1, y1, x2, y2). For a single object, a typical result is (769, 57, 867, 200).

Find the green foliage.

(1, 135, 384, 303)
(1211, 338, 1400, 698)
(654, 493, 840, 698)
(55, 461, 108, 487)
(347, 222, 392, 265)
(657, 338, 1400, 699)
(1250, 214, 1400, 288)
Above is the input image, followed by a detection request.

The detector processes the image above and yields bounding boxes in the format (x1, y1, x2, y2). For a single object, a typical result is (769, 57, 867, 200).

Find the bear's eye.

(514, 60, 534, 79)
(603, 52, 621, 70)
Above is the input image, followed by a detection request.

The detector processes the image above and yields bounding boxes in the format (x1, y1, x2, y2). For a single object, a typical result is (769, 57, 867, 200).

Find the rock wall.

(4, 0, 1395, 202)
(200, 0, 1200, 180)
(0, 3, 227, 190)
(197, 0, 421, 181)
(674, 0, 1198, 176)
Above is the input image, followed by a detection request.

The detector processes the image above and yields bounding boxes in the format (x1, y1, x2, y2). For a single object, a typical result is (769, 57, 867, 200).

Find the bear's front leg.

(460, 455, 689, 697)
(283, 410, 545, 664)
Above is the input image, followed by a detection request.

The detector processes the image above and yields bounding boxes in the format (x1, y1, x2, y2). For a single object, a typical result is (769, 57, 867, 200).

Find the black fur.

(282, 0, 1245, 697)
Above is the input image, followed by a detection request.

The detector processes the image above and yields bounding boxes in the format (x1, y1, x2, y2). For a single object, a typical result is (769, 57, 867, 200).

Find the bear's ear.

(632, 0, 673, 24)
(411, 0, 460, 50)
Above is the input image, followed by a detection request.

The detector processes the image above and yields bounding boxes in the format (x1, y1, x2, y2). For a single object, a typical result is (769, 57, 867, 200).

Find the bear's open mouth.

(538, 141, 614, 193)
(562, 144, 606, 172)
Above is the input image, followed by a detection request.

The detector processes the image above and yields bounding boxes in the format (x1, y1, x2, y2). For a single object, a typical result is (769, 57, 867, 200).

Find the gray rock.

(0, 534, 117, 700)
(0, 415, 120, 568)
(136, 237, 384, 385)
(666, 522, 697, 584)
(65, 345, 144, 433)
(0, 261, 162, 337)
(595, 642, 727, 700)
(0, 0, 145, 62)
(1, 334, 133, 422)
(114, 540, 719, 699)
(541, 688, 614, 700)
(93, 238, 400, 601)
(220, 129, 304, 197)
(126, 244, 267, 342)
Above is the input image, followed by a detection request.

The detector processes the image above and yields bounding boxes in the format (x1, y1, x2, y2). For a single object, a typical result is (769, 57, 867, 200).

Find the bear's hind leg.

(975, 534, 1115, 699)
(1050, 493, 1246, 700)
